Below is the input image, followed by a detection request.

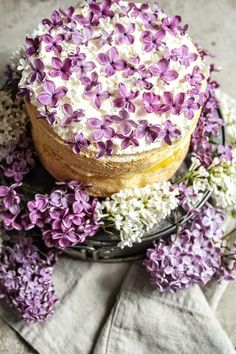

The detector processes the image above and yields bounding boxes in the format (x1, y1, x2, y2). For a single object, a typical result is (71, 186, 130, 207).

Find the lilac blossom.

(43, 33, 64, 54)
(42, 10, 63, 30)
(161, 91, 185, 115)
(171, 45, 198, 67)
(117, 131, 139, 149)
(136, 67, 153, 90)
(73, 27, 96, 45)
(135, 120, 165, 143)
(163, 120, 181, 145)
(63, 22, 80, 42)
(84, 84, 109, 109)
(162, 15, 181, 36)
(25, 36, 41, 58)
(96, 140, 113, 158)
(37, 80, 67, 108)
(27, 182, 101, 249)
(66, 132, 90, 154)
(141, 12, 158, 29)
(0, 236, 58, 323)
(115, 23, 135, 45)
(177, 182, 197, 212)
(182, 97, 200, 119)
(68, 48, 86, 66)
(142, 92, 161, 113)
(186, 66, 205, 85)
(149, 58, 179, 83)
(27, 59, 45, 84)
(141, 29, 166, 52)
(0, 135, 36, 184)
(37, 109, 57, 125)
(49, 57, 72, 81)
(97, 47, 127, 77)
(99, 29, 114, 46)
(81, 71, 99, 91)
(89, 0, 114, 19)
(129, 3, 149, 18)
(109, 110, 137, 135)
(87, 117, 114, 140)
(217, 145, 233, 162)
(0, 183, 22, 231)
(113, 83, 139, 113)
(144, 205, 226, 293)
(59, 6, 75, 23)
(71, 59, 95, 79)
(77, 12, 99, 28)
(61, 104, 85, 126)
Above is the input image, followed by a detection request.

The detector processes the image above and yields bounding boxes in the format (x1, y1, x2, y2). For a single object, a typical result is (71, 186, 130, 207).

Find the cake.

(19, 1, 209, 197)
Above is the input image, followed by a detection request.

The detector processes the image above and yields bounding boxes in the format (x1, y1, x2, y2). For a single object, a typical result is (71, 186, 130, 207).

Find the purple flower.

(68, 48, 86, 66)
(162, 15, 181, 36)
(81, 71, 99, 91)
(141, 29, 166, 52)
(135, 120, 165, 143)
(73, 27, 95, 45)
(59, 6, 75, 21)
(161, 91, 185, 115)
(66, 132, 90, 154)
(89, 0, 114, 19)
(0, 183, 22, 231)
(96, 140, 113, 158)
(117, 131, 139, 149)
(182, 97, 200, 119)
(142, 92, 161, 113)
(99, 29, 114, 46)
(171, 45, 198, 67)
(42, 10, 62, 30)
(87, 117, 114, 140)
(61, 104, 85, 126)
(77, 12, 99, 28)
(43, 33, 64, 54)
(37, 80, 67, 108)
(97, 47, 127, 77)
(113, 83, 139, 113)
(202, 207, 224, 231)
(49, 57, 72, 80)
(27, 182, 101, 249)
(217, 145, 233, 162)
(0, 236, 58, 323)
(136, 67, 153, 90)
(72, 59, 95, 79)
(27, 59, 45, 84)
(177, 182, 197, 212)
(37, 109, 56, 125)
(129, 3, 149, 18)
(163, 120, 181, 145)
(84, 84, 109, 109)
(109, 110, 137, 135)
(62, 22, 80, 42)
(25, 36, 41, 58)
(144, 205, 226, 293)
(141, 12, 158, 29)
(149, 58, 179, 83)
(115, 23, 135, 45)
(186, 66, 205, 85)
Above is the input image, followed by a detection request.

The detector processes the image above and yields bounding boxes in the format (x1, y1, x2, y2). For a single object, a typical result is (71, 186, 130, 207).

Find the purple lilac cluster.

(0, 134, 36, 183)
(0, 236, 58, 323)
(0, 183, 23, 231)
(144, 204, 236, 293)
(190, 55, 230, 165)
(26, 181, 100, 249)
(19, 1, 206, 157)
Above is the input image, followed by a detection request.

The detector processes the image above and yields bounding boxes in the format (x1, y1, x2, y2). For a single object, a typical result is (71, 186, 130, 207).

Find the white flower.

(98, 181, 179, 248)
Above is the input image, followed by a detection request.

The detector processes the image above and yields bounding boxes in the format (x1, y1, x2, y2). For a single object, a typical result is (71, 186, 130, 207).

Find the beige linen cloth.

(0, 217, 235, 354)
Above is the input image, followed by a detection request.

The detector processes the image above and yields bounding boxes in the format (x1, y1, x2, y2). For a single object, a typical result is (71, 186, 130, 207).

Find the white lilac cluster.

(97, 181, 179, 248)
(219, 91, 236, 147)
(189, 154, 236, 214)
(0, 90, 27, 153)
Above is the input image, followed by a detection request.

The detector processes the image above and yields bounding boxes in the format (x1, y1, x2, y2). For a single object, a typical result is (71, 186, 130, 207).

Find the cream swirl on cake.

(18, 1, 209, 196)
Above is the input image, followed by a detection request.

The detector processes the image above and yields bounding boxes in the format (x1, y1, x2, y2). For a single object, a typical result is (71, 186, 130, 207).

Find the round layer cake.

(19, 1, 209, 196)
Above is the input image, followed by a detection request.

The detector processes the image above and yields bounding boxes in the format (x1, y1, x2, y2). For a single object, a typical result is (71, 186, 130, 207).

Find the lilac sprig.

(144, 204, 233, 293)
(27, 181, 101, 249)
(0, 236, 58, 323)
(0, 134, 36, 183)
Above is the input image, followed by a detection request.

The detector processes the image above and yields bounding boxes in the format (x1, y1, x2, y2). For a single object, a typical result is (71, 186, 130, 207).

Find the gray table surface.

(0, 1, 236, 353)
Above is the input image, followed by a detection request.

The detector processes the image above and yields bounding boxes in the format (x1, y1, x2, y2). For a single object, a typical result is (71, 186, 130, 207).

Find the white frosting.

(19, 1, 209, 156)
